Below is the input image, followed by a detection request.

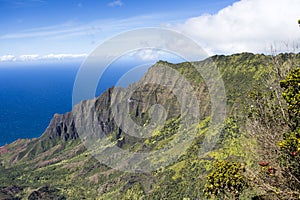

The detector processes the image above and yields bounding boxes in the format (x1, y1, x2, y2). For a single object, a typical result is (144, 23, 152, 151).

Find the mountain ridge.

(1, 52, 299, 199)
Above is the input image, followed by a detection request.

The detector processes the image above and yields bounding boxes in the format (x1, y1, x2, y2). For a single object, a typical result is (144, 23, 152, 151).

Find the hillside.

(0, 52, 300, 199)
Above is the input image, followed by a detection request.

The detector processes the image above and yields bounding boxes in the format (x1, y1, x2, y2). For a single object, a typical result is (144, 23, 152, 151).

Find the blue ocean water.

(0, 61, 148, 146)
(0, 63, 77, 146)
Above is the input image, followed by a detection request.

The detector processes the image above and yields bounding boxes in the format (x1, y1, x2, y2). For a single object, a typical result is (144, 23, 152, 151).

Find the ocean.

(0, 61, 148, 146)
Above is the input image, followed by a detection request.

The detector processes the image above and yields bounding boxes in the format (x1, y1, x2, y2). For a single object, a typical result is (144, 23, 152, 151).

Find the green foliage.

(278, 129, 300, 183)
(204, 161, 248, 199)
(278, 129, 300, 152)
(219, 117, 241, 141)
(279, 68, 300, 153)
(279, 68, 300, 191)
(122, 183, 145, 200)
(144, 117, 180, 149)
(280, 68, 300, 119)
(1, 53, 300, 199)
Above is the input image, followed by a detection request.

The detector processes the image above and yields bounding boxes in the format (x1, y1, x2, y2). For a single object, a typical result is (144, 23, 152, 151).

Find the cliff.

(0, 53, 299, 199)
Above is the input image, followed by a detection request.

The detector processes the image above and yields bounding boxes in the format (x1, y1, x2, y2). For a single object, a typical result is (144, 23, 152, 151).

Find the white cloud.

(125, 49, 186, 63)
(19, 54, 39, 61)
(0, 55, 16, 62)
(172, 0, 300, 55)
(132, 49, 164, 61)
(0, 53, 88, 62)
(41, 53, 88, 60)
(108, 0, 123, 7)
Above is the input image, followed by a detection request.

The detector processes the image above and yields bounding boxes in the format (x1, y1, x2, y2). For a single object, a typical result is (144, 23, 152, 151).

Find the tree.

(279, 68, 300, 191)
(280, 68, 300, 127)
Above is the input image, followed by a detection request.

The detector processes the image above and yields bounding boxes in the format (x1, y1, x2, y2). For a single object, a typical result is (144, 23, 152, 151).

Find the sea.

(0, 61, 149, 146)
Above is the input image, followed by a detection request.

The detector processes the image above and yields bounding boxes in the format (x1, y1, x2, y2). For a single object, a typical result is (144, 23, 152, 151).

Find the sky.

(0, 0, 300, 63)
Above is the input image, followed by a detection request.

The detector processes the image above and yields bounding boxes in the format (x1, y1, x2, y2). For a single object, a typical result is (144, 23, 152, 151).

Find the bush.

(204, 160, 248, 199)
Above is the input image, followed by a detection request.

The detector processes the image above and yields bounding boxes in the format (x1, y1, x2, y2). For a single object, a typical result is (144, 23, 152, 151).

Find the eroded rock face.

(1, 53, 299, 199)
(45, 112, 78, 142)
(27, 186, 66, 200)
(8, 61, 210, 163)
(46, 62, 208, 143)
(0, 186, 23, 200)
(0, 146, 8, 155)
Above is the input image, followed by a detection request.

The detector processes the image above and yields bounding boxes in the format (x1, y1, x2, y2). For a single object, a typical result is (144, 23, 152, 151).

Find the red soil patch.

(0, 146, 8, 155)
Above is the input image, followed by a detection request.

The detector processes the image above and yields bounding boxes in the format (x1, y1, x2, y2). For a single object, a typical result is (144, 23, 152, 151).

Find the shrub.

(204, 160, 247, 199)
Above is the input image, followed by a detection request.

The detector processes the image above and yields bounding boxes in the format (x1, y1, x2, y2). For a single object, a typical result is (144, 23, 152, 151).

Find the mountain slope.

(0, 52, 299, 199)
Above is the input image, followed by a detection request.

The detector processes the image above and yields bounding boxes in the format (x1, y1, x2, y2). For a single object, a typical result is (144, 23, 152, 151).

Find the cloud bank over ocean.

(1, 0, 300, 62)
(173, 0, 300, 54)
(0, 53, 88, 62)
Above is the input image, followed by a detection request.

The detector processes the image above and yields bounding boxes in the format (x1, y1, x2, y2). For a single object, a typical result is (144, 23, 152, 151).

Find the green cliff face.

(0, 52, 299, 199)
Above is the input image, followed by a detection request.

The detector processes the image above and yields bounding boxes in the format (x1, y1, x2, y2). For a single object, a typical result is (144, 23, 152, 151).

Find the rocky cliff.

(1, 53, 299, 199)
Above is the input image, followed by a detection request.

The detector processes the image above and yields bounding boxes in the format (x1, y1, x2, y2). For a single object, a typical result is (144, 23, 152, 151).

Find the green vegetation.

(280, 68, 300, 118)
(0, 53, 300, 199)
(279, 68, 300, 192)
(121, 183, 145, 200)
(204, 161, 247, 199)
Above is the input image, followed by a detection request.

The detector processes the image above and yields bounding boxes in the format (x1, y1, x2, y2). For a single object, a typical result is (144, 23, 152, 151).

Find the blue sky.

(0, 0, 237, 56)
(0, 0, 299, 62)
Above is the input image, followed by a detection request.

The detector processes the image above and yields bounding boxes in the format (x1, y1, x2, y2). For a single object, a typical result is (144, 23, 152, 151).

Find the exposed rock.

(0, 186, 23, 200)
(27, 186, 66, 200)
